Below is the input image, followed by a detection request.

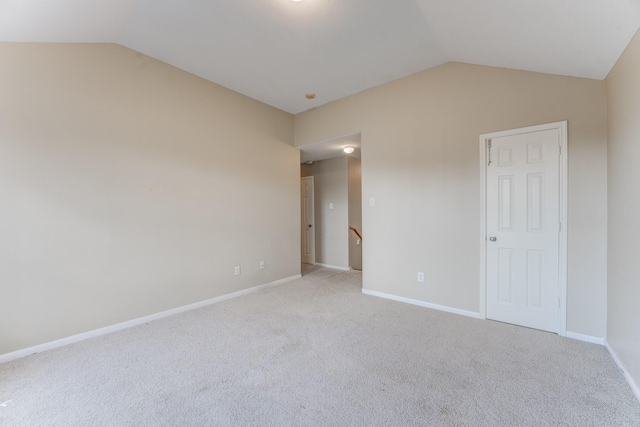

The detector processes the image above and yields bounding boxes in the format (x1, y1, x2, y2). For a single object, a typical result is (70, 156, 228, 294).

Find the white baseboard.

(0, 274, 302, 364)
(565, 331, 605, 345)
(362, 289, 483, 319)
(314, 263, 351, 271)
(605, 340, 640, 404)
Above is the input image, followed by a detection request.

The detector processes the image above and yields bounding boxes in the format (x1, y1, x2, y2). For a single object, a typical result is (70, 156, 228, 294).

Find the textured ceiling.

(1, 0, 640, 114)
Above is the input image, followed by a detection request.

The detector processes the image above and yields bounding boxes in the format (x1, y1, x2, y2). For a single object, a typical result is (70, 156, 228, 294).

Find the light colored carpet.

(1, 267, 639, 426)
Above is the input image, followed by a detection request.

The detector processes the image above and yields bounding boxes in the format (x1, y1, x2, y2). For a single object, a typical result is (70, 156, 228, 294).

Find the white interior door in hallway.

(301, 176, 315, 264)
(482, 122, 567, 333)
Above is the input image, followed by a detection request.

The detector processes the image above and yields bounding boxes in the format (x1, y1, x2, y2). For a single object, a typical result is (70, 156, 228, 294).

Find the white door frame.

(301, 176, 316, 265)
(478, 121, 568, 336)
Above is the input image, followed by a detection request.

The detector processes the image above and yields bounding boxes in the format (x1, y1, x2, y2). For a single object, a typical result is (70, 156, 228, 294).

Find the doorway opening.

(298, 133, 362, 277)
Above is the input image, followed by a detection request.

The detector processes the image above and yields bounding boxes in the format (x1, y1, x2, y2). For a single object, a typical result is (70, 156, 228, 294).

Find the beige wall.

(348, 157, 362, 270)
(0, 43, 299, 355)
(295, 62, 608, 337)
(606, 29, 640, 392)
(301, 157, 349, 268)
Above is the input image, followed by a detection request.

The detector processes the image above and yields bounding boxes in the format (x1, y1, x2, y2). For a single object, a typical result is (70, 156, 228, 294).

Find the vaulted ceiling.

(2, 0, 639, 114)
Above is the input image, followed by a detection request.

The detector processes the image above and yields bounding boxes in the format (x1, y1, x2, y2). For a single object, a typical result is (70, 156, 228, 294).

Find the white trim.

(362, 289, 483, 319)
(479, 136, 487, 319)
(478, 121, 568, 335)
(315, 263, 351, 271)
(565, 331, 605, 345)
(301, 176, 315, 265)
(0, 274, 302, 364)
(557, 121, 569, 336)
(605, 340, 640, 403)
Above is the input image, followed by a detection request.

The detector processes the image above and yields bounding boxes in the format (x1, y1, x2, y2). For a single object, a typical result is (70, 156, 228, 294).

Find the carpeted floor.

(1, 267, 639, 426)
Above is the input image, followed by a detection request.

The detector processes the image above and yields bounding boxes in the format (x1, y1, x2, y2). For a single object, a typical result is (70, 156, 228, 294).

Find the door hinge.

(487, 139, 492, 166)
(559, 145, 562, 156)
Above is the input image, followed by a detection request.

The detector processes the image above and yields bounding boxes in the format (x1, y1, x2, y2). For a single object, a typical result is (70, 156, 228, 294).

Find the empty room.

(1, 0, 640, 425)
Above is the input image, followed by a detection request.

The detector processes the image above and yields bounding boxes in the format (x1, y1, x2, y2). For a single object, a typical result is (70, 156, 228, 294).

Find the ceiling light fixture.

(343, 146, 355, 154)
(305, 93, 315, 100)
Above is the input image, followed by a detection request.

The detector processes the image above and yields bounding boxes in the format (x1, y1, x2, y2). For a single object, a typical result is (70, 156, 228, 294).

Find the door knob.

(489, 236, 497, 242)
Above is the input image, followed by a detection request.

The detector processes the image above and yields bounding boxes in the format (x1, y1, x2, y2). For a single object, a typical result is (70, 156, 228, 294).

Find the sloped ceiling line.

(1, 0, 639, 114)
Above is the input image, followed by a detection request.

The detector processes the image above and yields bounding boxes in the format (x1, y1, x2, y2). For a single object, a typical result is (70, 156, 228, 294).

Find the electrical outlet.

(259, 261, 265, 270)
(234, 266, 241, 276)
(417, 272, 424, 283)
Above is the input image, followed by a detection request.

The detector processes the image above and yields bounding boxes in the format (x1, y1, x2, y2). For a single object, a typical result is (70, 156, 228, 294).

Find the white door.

(486, 128, 561, 332)
(301, 177, 315, 264)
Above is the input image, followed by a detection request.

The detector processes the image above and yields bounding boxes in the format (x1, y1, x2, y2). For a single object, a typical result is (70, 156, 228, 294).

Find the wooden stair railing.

(349, 226, 362, 241)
